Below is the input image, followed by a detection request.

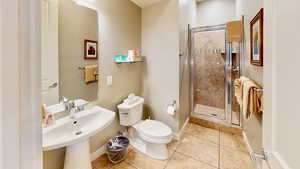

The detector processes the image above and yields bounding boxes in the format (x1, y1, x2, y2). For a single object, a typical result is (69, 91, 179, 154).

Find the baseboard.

(243, 132, 292, 169)
(242, 131, 254, 155)
(242, 131, 262, 169)
(268, 152, 291, 169)
(90, 145, 106, 161)
(174, 116, 190, 140)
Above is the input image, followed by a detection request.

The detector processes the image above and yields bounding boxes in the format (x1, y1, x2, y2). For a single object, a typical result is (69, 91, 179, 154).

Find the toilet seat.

(138, 120, 173, 144)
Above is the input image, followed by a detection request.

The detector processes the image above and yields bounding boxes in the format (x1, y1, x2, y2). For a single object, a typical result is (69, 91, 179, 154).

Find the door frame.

(263, 0, 292, 169)
(0, 0, 42, 169)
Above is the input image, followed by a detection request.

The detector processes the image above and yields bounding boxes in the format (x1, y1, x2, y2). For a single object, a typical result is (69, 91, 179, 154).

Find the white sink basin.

(43, 106, 115, 169)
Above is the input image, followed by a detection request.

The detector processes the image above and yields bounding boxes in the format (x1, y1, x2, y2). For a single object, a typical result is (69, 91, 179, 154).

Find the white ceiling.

(130, 0, 165, 8)
(131, 0, 205, 8)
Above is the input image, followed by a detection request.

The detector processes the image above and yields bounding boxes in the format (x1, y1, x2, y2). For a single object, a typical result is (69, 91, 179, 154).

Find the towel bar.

(254, 88, 263, 92)
(78, 66, 98, 70)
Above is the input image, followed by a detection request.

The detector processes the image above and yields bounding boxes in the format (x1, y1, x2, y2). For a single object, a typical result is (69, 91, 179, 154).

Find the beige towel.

(249, 88, 263, 115)
(226, 21, 243, 42)
(234, 76, 250, 106)
(85, 65, 98, 84)
(234, 76, 263, 119)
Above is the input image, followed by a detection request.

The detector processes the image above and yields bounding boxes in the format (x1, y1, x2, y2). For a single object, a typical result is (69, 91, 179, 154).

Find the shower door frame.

(190, 24, 242, 126)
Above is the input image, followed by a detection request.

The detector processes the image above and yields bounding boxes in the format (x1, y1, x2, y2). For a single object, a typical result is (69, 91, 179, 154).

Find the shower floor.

(194, 104, 225, 118)
(193, 104, 240, 125)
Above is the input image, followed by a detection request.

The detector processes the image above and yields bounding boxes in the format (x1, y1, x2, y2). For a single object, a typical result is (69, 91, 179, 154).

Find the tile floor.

(92, 122, 254, 169)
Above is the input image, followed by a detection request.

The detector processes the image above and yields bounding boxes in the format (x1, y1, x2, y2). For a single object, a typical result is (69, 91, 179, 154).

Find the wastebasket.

(106, 136, 130, 163)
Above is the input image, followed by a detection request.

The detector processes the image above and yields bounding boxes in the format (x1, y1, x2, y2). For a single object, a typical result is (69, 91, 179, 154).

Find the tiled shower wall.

(193, 30, 226, 110)
(193, 29, 240, 124)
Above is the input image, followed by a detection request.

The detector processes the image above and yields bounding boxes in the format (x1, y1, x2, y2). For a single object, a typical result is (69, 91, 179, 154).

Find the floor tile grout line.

(161, 131, 181, 169)
(183, 132, 220, 146)
(174, 150, 218, 169)
(175, 122, 219, 169)
(218, 128, 221, 169)
(162, 150, 176, 169)
(120, 161, 139, 169)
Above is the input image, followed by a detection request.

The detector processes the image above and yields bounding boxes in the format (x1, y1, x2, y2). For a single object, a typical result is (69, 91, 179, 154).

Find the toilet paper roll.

(167, 105, 175, 116)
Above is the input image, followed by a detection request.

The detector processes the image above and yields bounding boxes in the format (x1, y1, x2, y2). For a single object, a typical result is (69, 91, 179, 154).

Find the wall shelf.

(115, 58, 144, 64)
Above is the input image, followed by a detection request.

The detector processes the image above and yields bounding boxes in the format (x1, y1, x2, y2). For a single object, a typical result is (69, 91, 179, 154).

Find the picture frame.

(250, 8, 264, 66)
(84, 39, 98, 60)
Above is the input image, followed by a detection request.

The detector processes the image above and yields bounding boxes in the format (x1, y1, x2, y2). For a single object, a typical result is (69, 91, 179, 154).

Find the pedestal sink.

(43, 106, 115, 169)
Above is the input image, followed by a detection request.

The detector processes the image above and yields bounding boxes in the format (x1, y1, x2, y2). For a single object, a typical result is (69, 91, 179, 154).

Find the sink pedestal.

(64, 139, 92, 169)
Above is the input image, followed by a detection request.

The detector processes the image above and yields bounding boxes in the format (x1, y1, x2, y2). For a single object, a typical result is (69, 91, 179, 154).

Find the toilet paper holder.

(168, 101, 177, 110)
(167, 101, 177, 116)
(168, 100, 176, 107)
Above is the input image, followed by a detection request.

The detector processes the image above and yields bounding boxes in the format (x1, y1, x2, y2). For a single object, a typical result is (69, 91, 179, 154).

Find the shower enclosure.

(191, 24, 242, 126)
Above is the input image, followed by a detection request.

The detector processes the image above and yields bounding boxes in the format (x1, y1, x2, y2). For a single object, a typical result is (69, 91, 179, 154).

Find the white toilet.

(117, 94, 173, 160)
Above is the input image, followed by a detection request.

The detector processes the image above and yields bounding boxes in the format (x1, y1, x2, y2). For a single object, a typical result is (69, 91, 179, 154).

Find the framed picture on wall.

(250, 8, 264, 66)
(84, 39, 98, 60)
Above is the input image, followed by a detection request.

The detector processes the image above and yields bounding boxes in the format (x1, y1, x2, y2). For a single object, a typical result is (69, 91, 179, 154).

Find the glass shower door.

(191, 25, 242, 126)
(192, 26, 226, 120)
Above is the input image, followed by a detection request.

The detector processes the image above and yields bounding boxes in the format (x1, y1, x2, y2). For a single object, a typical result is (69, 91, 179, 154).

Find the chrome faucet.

(61, 96, 84, 119)
(61, 96, 73, 112)
(69, 103, 82, 119)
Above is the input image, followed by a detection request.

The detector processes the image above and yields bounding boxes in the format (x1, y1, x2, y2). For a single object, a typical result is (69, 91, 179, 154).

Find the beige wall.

(43, 0, 142, 169)
(141, 0, 180, 132)
(236, 0, 263, 153)
(59, 0, 98, 102)
(197, 0, 236, 27)
(236, 0, 263, 85)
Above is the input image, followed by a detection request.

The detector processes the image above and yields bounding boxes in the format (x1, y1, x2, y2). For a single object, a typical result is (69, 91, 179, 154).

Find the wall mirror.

(41, 0, 99, 106)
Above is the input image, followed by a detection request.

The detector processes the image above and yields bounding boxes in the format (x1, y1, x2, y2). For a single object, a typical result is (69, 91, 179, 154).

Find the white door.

(41, 0, 59, 105)
(262, 0, 300, 169)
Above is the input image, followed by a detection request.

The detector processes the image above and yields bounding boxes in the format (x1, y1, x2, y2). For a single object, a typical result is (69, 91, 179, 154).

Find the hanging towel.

(85, 65, 98, 84)
(234, 76, 250, 106)
(234, 76, 263, 120)
(243, 79, 263, 119)
(249, 88, 264, 115)
(226, 20, 243, 42)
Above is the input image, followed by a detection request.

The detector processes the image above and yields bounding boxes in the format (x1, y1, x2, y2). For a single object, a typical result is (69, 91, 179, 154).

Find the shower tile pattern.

(193, 30, 241, 124)
(92, 122, 254, 169)
(193, 30, 226, 112)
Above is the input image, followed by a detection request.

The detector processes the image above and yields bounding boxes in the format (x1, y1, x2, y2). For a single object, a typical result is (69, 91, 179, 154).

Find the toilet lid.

(139, 120, 172, 138)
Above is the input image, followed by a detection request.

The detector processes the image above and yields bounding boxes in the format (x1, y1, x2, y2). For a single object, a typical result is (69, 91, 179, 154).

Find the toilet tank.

(117, 96, 144, 126)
